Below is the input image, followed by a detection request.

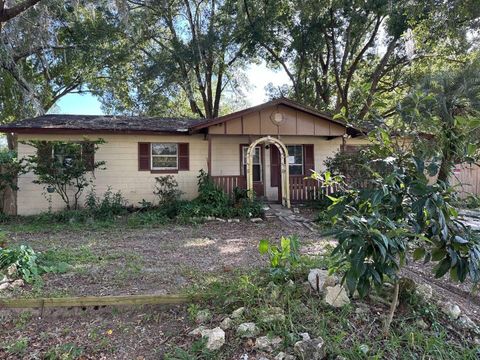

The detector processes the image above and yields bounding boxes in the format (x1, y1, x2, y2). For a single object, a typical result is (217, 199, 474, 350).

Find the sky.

(52, 62, 291, 115)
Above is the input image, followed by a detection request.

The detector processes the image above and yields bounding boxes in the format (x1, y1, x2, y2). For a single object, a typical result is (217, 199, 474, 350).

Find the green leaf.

(453, 235, 468, 244)
(432, 247, 447, 261)
(434, 258, 451, 278)
(413, 247, 426, 261)
(258, 239, 269, 254)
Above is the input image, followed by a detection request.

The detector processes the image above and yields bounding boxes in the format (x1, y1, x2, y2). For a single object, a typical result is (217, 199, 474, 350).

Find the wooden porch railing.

(289, 175, 338, 202)
(211, 175, 246, 196)
(212, 174, 338, 202)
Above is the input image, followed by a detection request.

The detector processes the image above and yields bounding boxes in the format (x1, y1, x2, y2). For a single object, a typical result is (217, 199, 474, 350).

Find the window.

(151, 143, 178, 170)
(242, 145, 262, 182)
(38, 141, 95, 172)
(287, 145, 303, 175)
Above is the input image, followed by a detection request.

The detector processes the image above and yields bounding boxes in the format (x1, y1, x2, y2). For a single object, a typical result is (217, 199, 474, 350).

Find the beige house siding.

(16, 133, 208, 215)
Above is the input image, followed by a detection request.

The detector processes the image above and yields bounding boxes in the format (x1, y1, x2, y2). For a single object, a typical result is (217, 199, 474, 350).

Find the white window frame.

(286, 145, 304, 175)
(151, 143, 178, 170)
(242, 145, 262, 182)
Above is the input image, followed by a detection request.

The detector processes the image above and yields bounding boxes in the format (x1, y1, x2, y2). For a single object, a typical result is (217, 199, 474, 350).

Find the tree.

(0, 149, 26, 212)
(24, 140, 105, 210)
(0, 1, 122, 148)
(240, 0, 480, 123)
(399, 57, 480, 183)
(92, 0, 248, 118)
(319, 129, 480, 334)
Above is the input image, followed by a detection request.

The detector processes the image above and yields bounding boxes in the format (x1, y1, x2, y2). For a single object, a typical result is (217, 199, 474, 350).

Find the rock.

(215, 218, 226, 222)
(457, 315, 480, 334)
(0, 275, 8, 284)
(255, 335, 282, 352)
(324, 285, 350, 308)
(442, 302, 461, 320)
(257, 357, 270, 360)
(195, 309, 212, 324)
(250, 217, 263, 223)
(6, 264, 16, 276)
(308, 269, 337, 292)
(189, 326, 206, 336)
(259, 306, 286, 323)
(239, 354, 249, 360)
(474, 337, 480, 346)
(293, 207, 300, 214)
(219, 317, 232, 330)
(299, 332, 310, 341)
(0, 282, 9, 291)
(227, 218, 240, 223)
(294, 337, 326, 360)
(10, 279, 24, 288)
(275, 354, 295, 360)
(358, 344, 369, 355)
(236, 322, 259, 338)
(416, 319, 429, 330)
(201, 327, 225, 351)
(355, 304, 369, 316)
(415, 283, 433, 301)
(231, 307, 245, 319)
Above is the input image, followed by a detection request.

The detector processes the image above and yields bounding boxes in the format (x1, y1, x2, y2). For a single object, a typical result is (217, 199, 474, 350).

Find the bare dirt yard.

(1, 216, 479, 359)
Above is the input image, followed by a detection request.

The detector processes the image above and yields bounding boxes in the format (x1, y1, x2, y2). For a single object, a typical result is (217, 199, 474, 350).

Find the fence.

(450, 164, 480, 198)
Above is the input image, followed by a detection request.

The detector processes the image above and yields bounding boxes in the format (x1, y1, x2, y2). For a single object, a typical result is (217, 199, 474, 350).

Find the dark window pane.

(289, 164, 303, 175)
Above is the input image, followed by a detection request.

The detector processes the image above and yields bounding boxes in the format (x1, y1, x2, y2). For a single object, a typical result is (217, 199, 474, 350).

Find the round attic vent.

(270, 111, 285, 126)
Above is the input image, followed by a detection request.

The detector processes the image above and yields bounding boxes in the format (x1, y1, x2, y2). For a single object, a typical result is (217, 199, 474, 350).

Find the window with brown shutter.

(138, 142, 189, 172)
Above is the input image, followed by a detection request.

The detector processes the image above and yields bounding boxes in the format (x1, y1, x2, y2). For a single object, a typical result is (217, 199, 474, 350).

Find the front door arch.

(246, 136, 290, 208)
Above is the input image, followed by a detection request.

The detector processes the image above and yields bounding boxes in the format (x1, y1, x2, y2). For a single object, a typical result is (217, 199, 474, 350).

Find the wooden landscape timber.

(0, 293, 194, 309)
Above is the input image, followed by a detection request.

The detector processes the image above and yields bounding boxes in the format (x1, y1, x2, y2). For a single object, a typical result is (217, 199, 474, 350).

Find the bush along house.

(0, 98, 365, 215)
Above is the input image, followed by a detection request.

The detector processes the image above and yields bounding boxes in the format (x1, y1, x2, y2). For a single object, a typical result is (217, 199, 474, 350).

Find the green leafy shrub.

(0, 245, 40, 283)
(85, 186, 128, 219)
(154, 175, 183, 205)
(182, 170, 264, 219)
(196, 169, 229, 207)
(24, 139, 106, 210)
(322, 129, 480, 332)
(0, 241, 72, 283)
(259, 235, 301, 280)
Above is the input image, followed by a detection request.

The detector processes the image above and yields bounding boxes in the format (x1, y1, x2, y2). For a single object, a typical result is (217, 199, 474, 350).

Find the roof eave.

(0, 127, 191, 135)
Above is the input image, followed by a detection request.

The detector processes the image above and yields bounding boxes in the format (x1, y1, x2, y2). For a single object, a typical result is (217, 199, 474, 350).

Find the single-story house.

(0, 98, 366, 215)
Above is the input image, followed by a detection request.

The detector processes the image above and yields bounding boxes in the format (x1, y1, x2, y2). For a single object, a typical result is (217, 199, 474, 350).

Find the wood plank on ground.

(0, 294, 193, 309)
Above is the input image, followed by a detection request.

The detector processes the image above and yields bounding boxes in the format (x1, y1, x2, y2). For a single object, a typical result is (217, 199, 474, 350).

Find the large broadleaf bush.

(319, 129, 480, 332)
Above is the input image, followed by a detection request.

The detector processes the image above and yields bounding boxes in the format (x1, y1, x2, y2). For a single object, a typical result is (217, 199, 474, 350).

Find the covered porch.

(189, 97, 352, 204)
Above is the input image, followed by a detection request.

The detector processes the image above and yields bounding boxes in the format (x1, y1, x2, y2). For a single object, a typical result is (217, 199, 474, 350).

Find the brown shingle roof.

(0, 114, 205, 134)
(0, 98, 362, 135)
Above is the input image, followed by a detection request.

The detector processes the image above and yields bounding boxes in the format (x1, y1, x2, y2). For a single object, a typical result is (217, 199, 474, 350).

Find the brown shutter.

(304, 144, 314, 175)
(138, 143, 151, 171)
(82, 142, 95, 171)
(270, 145, 280, 187)
(178, 143, 189, 171)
